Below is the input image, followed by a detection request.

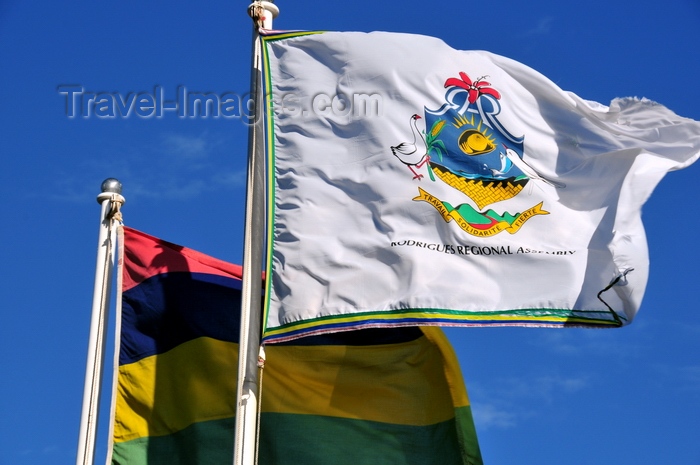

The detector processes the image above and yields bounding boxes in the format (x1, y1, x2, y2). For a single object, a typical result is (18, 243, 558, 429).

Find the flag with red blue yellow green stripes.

(108, 226, 482, 465)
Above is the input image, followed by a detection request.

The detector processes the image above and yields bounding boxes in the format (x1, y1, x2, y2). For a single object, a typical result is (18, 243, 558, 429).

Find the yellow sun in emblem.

(453, 114, 496, 156)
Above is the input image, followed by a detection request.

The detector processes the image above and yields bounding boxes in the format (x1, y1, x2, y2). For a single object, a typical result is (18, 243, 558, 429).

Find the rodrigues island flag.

(260, 30, 700, 342)
(108, 226, 482, 465)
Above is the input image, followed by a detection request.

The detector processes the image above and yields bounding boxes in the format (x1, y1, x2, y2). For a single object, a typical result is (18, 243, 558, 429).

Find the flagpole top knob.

(97, 178, 125, 204)
(101, 178, 122, 194)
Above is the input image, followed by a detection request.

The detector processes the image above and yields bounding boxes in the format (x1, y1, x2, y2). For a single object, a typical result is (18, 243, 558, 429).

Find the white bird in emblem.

(489, 151, 514, 177)
(391, 114, 430, 180)
(501, 144, 565, 188)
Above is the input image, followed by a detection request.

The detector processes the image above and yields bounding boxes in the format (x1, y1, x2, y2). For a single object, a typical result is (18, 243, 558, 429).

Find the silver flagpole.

(234, 3, 278, 465)
(76, 179, 125, 465)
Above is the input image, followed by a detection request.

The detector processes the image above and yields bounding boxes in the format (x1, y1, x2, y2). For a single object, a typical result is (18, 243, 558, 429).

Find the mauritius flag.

(108, 226, 482, 465)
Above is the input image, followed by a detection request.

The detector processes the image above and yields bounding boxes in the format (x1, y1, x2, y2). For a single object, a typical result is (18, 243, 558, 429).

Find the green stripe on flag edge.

(263, 307, 622, 338)
(261, 32, 277, 338)
(260, 30, 325, 44)
(258, 412, 474, 465)
(111, 416, 235, 465)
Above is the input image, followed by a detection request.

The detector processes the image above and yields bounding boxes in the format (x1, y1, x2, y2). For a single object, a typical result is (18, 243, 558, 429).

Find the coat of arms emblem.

(391, 72, 564, 237)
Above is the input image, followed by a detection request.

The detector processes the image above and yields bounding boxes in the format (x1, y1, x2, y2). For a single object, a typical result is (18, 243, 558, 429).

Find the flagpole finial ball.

(101, 178, 122, 194)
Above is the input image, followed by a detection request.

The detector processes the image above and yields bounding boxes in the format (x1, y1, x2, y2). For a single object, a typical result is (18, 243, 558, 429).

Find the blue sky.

(1, 1, 699, 464)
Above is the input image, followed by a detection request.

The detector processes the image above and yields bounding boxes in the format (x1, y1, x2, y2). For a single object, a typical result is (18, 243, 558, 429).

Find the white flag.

(260, 30, 700, 342)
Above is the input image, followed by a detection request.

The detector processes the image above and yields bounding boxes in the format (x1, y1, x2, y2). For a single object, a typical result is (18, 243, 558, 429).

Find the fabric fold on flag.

(260, 30, 700, 342)
(108, 226, 482, 465)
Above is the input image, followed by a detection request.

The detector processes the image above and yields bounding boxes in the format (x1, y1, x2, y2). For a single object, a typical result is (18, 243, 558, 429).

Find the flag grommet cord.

(597, 268, 634, 326)
(107, 194, 124, 223)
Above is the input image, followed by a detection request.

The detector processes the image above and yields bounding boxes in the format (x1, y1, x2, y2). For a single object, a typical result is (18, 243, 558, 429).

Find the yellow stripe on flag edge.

(262, 310, 619, 339)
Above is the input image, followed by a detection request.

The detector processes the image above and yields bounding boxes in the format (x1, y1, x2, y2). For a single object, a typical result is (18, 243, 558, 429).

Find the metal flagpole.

(234, 3, 278, 465)
(76, 179, 125, 465)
